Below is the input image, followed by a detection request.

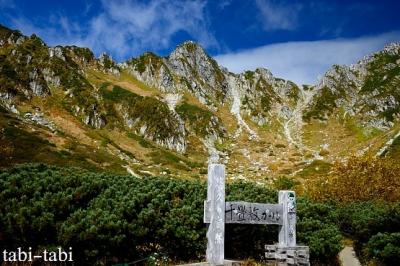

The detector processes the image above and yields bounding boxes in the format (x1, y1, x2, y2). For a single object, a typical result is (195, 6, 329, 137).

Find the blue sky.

(0, 0, 400, 84)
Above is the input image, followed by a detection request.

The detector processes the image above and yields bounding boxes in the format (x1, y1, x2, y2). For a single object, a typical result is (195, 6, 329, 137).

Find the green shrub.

(332, 201, 400, 260)
(0, 164, 344, 265)
(273, 176, 299, 190)
(364, 232, 400, 265)
(176, 102, 223, 137)
(297, 199, 343, 262)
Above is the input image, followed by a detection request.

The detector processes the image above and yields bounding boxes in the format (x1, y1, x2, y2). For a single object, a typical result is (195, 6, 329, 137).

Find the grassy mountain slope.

(1, 24, 400, 184)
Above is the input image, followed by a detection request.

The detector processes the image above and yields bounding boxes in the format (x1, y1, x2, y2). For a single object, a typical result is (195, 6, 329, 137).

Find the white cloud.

(255, 0, 302, 31)
(8, 0, 217, 60)
(215, 32, 400, 85)
(10, 15, 87, 47)
(92, 0, 217, 58)
(218, 0, 232, 9)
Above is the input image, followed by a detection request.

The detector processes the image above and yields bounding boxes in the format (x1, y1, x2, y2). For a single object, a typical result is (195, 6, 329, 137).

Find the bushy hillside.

(1, 164, 399, 265)
(0, 164, 339, 265)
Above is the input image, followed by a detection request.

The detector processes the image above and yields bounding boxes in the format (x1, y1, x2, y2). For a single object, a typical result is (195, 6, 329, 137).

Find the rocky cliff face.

(305, 43, 400, 130)
(120, 39, 400, 175)
(0, 25, 113, 129)
(122, 52, 177, 93)
(122, 41, 228, 107)
(0, 26, 229, 154)
(122, 41, 302, 141)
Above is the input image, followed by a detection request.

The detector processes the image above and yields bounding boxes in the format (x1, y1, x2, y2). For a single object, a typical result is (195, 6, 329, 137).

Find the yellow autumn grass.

(307, 156, 400, 202)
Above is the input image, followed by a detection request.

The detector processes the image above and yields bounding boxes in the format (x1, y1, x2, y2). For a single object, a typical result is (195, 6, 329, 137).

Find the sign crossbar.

(204, 163, 309, 266)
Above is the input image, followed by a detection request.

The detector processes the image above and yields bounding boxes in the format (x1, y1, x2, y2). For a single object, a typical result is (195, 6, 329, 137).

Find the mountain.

(1, 24, 400, 181)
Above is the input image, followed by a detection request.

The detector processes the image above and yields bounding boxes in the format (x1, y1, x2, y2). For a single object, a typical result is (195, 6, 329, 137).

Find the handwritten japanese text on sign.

(204, 201, 283, 225)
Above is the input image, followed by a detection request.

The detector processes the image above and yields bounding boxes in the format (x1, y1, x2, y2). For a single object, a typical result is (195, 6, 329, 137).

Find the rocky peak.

(49, 46, 66, 61)
(305, 42, 400, 127)
(98, 53, 119, 75)
(0, 24, 25, 46)
(168, 41, 208, 62)
(318, 65, 359, 92)
(64, 46, 95, 65)
(123, 52, 176, 93)
(254, 68, 274, 81)
(382, 42, 400, 55)
(122, 41, 229, 105)
(0, 24, 13, 37)
(28, 34, 46, 47)
(127, 52, 164, 73)
(167, 41, 223, 85)
(99, 53, 113, 65)
(167, 41, 228, 104)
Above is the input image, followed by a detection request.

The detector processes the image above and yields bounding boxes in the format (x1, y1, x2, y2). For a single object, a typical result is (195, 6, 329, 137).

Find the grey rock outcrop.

(306, 42, 400, 129)
(99, 53, 120, 75)
(49, 46, 66, 61)
(82, 104, 107, 129)
(0, 92, 19, 114)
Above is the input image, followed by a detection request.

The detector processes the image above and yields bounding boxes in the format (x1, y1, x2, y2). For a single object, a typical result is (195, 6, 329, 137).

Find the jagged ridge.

(1, 23, 400, 180)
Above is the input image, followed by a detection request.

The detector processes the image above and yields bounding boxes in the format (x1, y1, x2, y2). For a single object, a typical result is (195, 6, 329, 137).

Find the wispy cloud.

(93, 0, 217, 58)
(215, 32, 400, 85)
(11, 15, 86, 47)
(255, 0, 302, 31)
(218, 0, 232, 10)
(8, 0, 217, 60)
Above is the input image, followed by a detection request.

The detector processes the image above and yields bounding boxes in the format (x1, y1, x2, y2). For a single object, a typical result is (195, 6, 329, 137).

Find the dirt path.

(115, 81, 156, 97)
(339, 246, 361, 266)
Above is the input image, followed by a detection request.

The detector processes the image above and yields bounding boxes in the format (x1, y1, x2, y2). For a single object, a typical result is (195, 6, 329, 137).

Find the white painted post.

(278, 190, 296, 247)
(206, 164, 225, 265)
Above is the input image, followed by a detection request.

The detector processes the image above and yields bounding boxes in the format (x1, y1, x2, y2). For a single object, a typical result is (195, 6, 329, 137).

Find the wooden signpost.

(204, 164, 309, 266)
